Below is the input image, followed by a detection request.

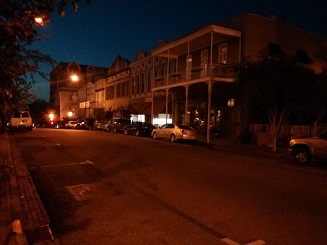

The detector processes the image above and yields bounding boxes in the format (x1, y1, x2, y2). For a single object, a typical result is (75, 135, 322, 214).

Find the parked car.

(8, 111, 33, 131)
(75, 120, 85, 129)
(124, 122, 156, 137)
(76, 118, 96, 130)
(84, 118, 96, 130)
(65, 120, 78, 129)
(93, 120, 108, 131)
(107, 118, 131, 133)
(152, 123, 198, 143)
(289, 130, 327, 164)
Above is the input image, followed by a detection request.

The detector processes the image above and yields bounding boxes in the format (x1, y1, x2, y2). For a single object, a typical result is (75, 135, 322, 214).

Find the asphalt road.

(11, 128, 327, 244)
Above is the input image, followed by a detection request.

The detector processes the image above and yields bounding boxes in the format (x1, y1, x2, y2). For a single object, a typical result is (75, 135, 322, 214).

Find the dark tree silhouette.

(237, 57, 323, 151)
(0, 0, 91, 133)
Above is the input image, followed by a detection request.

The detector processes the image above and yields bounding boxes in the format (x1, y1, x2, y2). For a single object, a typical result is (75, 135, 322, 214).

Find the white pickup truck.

(8, 111, 33, 131)
(289, 130, 327, 164)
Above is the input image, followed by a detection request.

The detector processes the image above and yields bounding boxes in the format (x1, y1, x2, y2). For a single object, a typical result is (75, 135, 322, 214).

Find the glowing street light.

(70, 74, 79, 82)
(34, 16, 44, 26)
(33, 13, 49, 27)
(68, 111, 73, 117)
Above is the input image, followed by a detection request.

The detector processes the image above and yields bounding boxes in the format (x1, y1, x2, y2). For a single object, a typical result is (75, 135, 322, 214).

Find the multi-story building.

(49, 13, 326, 142)
(129, 50, 167, 124)
(222, 13, 326, 73)
(49, 62, 108, 120)
(149, 24, 242, 142)
(102, 55, 130, 119)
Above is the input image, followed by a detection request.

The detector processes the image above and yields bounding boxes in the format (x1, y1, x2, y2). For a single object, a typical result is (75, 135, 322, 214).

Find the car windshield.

(320, 130, 327, 140)
(144, 123, 155, 128)
(13, 112, 21, 118)
(21, 112, 30, 118)
(177, 124, 193, 130)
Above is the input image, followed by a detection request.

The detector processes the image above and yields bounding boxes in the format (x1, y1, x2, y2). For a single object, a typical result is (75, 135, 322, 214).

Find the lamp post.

(68, 73, 81, 119)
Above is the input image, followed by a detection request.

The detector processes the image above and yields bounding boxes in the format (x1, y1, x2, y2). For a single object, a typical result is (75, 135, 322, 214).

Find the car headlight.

(289, 139, 295, 147)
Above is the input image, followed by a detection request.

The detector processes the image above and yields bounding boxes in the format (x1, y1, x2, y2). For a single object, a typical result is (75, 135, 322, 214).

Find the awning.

(130, 102, 151, 115)
(130, 99, 167, 115)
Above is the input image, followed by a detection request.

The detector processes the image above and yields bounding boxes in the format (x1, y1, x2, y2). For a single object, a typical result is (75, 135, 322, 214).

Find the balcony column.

(165, 88, 169, 123)
(166, 50, 169, 86)
(184, 85, 189, 125)
(151, 91, 154, 124)
(206, 81, 212, 144)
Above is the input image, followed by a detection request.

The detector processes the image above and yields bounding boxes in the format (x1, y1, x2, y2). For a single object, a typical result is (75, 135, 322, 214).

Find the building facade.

(49, 13, 326, 142)
(49, 62, 108, 120)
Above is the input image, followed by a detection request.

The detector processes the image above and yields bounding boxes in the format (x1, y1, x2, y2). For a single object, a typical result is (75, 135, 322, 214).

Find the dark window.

(268, 43, 284, 58)
(13, 112, 20, 118)
(295, 49, 313, 64)
(21, 112, 30, 118)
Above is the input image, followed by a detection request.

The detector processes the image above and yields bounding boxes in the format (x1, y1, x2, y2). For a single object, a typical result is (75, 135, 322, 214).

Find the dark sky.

(31, 0, 327, 101)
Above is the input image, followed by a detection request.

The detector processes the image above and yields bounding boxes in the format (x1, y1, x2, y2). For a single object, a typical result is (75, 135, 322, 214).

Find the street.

(11, 128, 327, 244)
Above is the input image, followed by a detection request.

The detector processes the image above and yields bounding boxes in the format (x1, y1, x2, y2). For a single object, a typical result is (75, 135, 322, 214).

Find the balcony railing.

(154, 64, 236, 88)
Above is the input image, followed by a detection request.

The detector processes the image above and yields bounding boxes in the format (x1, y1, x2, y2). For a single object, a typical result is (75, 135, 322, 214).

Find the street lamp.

(70, 74, 79, 82)
(34, 16, 44, 26)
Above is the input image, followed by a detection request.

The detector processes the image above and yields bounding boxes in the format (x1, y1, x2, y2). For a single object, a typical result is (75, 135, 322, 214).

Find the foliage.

(236, 57, 323, 151)
(237, 57, 321, 125)
(0, 0, 91, 111)
(28, 99, 51, 124)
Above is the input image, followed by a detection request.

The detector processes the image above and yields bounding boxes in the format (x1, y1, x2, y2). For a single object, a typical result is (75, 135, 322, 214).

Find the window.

(121, 82, 125, 97)
(13, 112, 21, 118)
(169, 60, 176, 74)
(201, 50, 208, 66)
(155, 65, 166, 78)
(186, 55, 192, 79)
(218, 44, 227, 64)
(106, 85, 114, 99)
(140, 72, 146, 93)
(147, 70, 152, 92)
(116, 83, 121, 98)
(201, 49, 208, 76)
(131, 77, 135, 95)
(136, 74, 140, 94)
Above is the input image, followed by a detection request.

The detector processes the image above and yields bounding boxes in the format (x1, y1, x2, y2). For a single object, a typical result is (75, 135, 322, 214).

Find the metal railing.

(153, 64, 236, 88)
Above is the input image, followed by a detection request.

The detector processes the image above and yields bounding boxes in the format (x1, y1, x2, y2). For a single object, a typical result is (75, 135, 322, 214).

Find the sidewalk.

(0, 132, 58, 245)
(197, 134, 291, 161)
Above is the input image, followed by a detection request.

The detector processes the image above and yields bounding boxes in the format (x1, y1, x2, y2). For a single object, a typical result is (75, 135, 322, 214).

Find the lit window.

(227, 99, 234, 107)
(219, 44, 228, 64)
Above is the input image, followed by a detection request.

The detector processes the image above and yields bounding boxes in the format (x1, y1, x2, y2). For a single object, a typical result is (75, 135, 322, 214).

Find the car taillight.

(181, 130, 187, 135)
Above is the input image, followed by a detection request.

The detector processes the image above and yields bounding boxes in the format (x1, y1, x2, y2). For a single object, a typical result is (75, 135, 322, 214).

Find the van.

(9, 111, 33, 131)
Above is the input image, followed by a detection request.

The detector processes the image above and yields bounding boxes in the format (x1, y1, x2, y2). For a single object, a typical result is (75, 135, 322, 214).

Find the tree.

(0, 0, 91, 133)
(237, 57, 322, 151)
(28, 99, 51, 125)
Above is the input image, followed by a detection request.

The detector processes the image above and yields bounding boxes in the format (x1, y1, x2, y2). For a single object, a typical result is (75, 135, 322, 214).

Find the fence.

(250, 123, 327, 147)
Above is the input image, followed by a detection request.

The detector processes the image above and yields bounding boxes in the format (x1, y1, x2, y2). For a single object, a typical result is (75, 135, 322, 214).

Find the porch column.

(184, 85, 189, 124)
(206, 82, 212, 144)
(165, 88, 169, 123)
(151, 91, 154, 124)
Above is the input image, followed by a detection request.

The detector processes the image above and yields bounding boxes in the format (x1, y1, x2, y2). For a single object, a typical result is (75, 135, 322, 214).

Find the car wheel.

(293, 147, 312, 164)
(170, 134, 176, 142)
(152, 132, 157, 140)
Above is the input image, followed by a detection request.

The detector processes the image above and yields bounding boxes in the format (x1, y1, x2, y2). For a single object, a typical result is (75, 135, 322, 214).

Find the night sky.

(30, 0, 327, 101)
